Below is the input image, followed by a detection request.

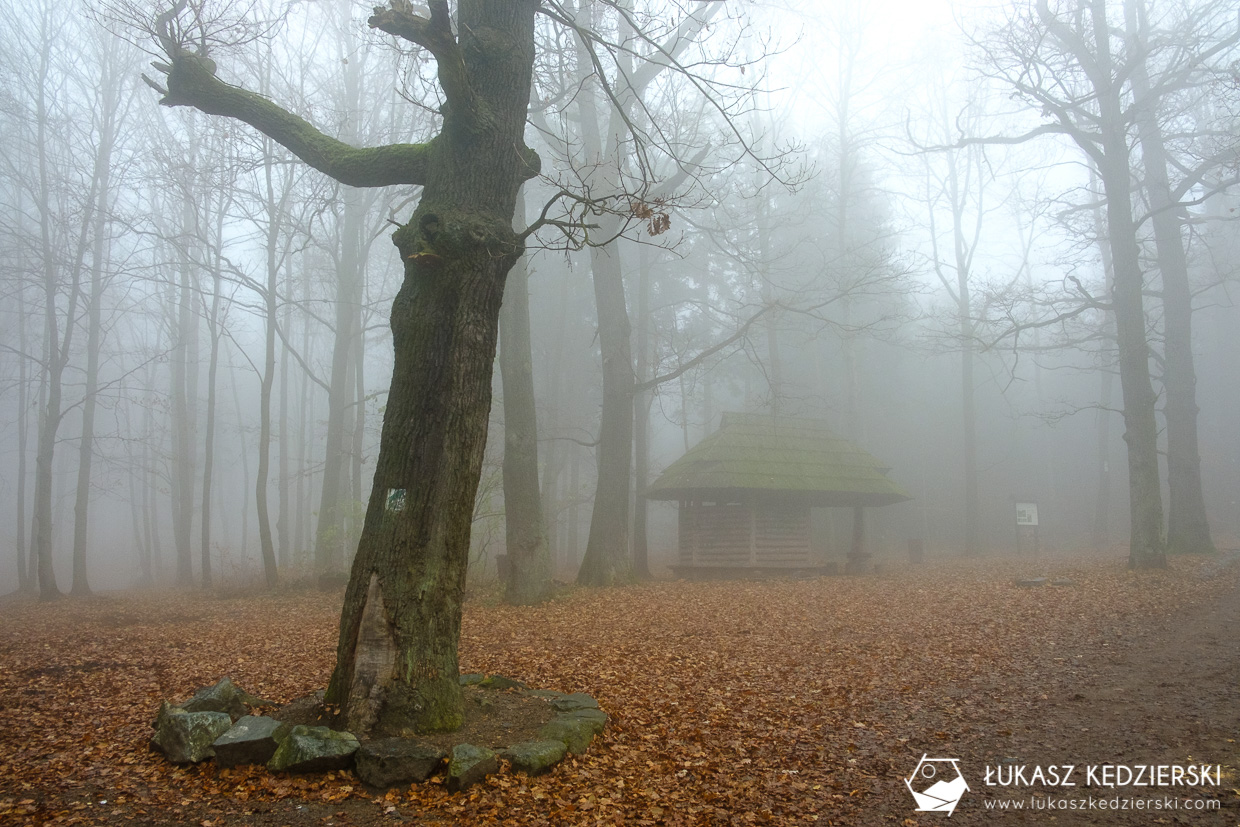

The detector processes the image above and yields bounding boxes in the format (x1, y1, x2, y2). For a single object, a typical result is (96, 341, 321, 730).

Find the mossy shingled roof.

(646, 412, 911, 507)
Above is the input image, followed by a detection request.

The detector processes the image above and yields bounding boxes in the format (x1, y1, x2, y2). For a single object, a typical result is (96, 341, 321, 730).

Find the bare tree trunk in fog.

(499, 196, 552, 604)
(255, 141, 287, 590)
(229, 361, 252, 566)
(678, 372, 691, 452)
(538, 265, 572, 571)
(314, 189, 363, 576)
(979, 0, 1167, 566)
(757, 198, 784, 417)
(571, 0, 633, 588)
(578, 226, 636, 587)
(169, 128, 201, 587)
(829, 29, 862, 442)
(1078, 0, 1167, 568)
(128, 451, 148, 586)
(568, 447, 582, 571)
(71, 37, 131, 596)
(951, 166, 979, 559)
(925, 138, 983, 557)
(31, 5, 95, 600)
(350, 325, 366, 557)
(295, 263, 312, 567)
(1089, 169, 1116, 550)
(1126, 0, 1215, 556)
(142, 398, 159, 584)
(631, 242, 654, 580)
(574, 0, 721, 587)
(278, 274, 292, 569)
(16, 278, 31, 593)
(71, 168, 114, 598)
(199, 189, 231, 590)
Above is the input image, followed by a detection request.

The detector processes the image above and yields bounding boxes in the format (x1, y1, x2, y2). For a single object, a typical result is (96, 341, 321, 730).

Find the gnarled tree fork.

(147, 0, 540, 734)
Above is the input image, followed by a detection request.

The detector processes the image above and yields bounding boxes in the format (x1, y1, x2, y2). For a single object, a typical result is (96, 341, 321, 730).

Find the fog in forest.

(2, 0, 1238, 598)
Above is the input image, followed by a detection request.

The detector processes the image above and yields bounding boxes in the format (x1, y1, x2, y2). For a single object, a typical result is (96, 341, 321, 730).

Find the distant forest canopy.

(1, 0, 1238, 594)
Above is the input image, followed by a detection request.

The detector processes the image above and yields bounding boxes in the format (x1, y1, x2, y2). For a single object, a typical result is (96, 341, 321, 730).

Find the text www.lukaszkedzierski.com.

(984, 796, 1220, 812)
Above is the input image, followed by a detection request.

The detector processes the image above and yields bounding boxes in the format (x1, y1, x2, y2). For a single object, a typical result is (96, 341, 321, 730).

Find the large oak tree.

(148, 0, 539, 734)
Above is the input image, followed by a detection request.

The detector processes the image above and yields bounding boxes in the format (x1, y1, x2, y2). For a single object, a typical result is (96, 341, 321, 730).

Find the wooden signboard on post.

(1015, 501, 1040, 556)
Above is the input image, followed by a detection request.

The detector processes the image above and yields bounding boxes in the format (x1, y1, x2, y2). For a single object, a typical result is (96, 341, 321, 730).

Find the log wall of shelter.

(678, 500, 812, 567)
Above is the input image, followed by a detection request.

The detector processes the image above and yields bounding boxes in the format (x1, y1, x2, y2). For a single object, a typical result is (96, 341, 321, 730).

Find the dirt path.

(936, 556, 1240, 825)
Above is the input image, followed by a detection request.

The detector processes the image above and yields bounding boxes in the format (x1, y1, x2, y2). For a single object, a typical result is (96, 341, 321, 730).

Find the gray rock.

(566, 707, 607, 732)
(502, 739, 567, 775)
(538, 708, 607, 755)
(181, 677, 272, 720)
(550, 692, 599, 712)
(354, 738, 446, 787)
(267, 725, 359, 773)
(155, 706, 233, 763)
(458, 673, 485, 687)
(212, 715, 282, 768)
(447, 743, 497, 792)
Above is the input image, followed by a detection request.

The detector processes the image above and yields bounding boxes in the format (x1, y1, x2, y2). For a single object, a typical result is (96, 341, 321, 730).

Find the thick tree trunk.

(499, 197, 551, 605)
(572, 0, 634, 588)
(578, 222, 635, 586)
(1083, 0, 1166, 569)
(1097, 153, 1166, 568)
(320, 0, 538, 735)
(1127, 22, 1214, 556)
(325, 220, 522, 733)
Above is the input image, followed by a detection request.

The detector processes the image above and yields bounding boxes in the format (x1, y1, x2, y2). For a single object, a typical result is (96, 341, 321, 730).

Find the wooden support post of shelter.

(647, 412, 911, 579)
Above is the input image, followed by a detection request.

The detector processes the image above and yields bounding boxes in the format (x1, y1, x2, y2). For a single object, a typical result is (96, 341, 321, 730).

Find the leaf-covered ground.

(1, 554, 1238, 826)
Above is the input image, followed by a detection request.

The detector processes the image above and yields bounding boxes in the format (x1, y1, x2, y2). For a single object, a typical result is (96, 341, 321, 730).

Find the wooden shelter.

(646, 412, 911, 578)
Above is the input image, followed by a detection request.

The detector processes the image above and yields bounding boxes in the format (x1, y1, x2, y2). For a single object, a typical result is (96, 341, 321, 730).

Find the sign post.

(1015, 502, 1040, 556)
